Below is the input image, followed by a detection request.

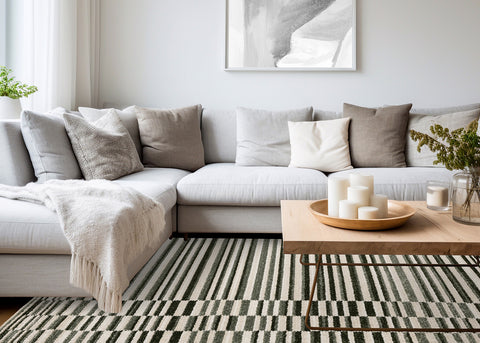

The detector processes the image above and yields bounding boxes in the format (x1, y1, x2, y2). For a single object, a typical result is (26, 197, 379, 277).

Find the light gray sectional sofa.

(0, 104, 476, 297)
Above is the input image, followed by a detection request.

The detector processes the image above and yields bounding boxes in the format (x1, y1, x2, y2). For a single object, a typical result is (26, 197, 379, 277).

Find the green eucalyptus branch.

(410, 119, 480, 217)
(0, 66, 38, 99)
(410, 119, 480, 171)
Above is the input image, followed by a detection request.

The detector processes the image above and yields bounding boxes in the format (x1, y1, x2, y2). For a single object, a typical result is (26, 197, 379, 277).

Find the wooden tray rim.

(309, 199, 417, 230)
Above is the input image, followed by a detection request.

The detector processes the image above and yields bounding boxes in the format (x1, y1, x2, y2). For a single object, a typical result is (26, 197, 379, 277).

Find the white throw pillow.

(78, 106, 142, 158)
(288, 118, 353, 172)
(235, 106, 313, 166)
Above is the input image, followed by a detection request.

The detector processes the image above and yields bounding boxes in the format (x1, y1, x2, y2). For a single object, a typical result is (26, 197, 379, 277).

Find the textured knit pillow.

(135, 104, 205, 171)
(235, 106, 313, 166)
(288, 118, 352, 172)
(78, 106, 142, 158)
(21, 110, 83, 182)
(406, 108, 480, 167)
(343, 103, 412, 167)
(64, 110, 143, 180)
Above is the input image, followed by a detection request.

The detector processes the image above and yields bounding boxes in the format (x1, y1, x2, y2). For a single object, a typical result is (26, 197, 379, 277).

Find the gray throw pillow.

(406, 108, 480, 167)
(21, 110, 83, 182)
(135, 104, 205, 171)
(64, 110, 143, 180)
(235, 106, 313, 166)
(343, 103, 412, 167)
(78, 106, 142, 159)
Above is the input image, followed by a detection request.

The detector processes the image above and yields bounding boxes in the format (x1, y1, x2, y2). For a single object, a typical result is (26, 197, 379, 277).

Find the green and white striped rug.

(1, 238, 479, 342)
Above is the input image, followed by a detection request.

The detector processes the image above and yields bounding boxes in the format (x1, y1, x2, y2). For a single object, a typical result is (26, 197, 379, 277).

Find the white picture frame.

(225, 0, 356, 71)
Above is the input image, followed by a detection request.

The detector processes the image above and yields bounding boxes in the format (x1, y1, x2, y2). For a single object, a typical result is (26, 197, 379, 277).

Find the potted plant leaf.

(0, 66, 38, 119)
(410, 120, 480, 224)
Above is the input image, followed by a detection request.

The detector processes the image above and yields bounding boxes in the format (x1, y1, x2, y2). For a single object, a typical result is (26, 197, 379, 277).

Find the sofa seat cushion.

(115, 167, 190, 187)
(0, 168, 186, 254)
(332, 167, 456, 201)
(176, 163, 328, 206)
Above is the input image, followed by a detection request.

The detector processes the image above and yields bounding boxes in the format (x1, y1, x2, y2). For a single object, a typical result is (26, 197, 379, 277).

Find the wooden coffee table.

(281, 200, 480, 333)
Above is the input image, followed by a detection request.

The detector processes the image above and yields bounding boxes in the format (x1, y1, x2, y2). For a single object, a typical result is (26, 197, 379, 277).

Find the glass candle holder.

(426, 180, 450, 211)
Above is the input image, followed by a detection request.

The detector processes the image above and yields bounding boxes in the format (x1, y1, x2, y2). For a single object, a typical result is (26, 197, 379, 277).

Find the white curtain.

(22, 0, 100, 112)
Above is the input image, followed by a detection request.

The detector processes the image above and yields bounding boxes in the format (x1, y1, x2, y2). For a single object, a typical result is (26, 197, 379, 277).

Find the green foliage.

(410, 120, 480, 171)
(0, 66, 38, 99)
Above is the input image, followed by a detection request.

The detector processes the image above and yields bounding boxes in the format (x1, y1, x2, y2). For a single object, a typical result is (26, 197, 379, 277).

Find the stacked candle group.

(328, 173, 388, 219)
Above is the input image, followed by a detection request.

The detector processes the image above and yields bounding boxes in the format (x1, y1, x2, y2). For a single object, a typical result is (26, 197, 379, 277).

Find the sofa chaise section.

(0, 120, 187, 296)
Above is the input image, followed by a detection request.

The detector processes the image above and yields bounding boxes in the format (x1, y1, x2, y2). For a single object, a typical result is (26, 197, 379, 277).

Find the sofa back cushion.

(0, 120, 35, 186)
(201, 109, 237, 163)
(235, 106, 314, 166)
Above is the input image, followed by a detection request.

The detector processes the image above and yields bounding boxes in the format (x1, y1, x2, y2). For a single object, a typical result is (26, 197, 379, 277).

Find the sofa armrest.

(0, 120, 35, 185)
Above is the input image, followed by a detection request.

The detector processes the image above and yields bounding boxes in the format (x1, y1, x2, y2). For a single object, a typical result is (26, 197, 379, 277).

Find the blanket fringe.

(70, 253, 123, 313)
(69, 203, 165, 313)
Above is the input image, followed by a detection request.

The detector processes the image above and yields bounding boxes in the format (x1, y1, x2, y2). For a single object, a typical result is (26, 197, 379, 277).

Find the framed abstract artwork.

(225, 0, 356, 71)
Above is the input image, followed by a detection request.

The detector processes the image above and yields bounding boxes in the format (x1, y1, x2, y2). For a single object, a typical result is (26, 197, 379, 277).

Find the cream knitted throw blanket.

(0, 179, 165, 313)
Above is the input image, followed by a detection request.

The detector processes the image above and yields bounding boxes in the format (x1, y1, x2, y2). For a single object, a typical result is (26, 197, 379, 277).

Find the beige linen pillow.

(343, 103, 412, 167)
(406, 108, 480, 167)
(63, 110, 143, 180)
(288, 118, 352, 172)
(78, 106, 142, 158)
(135, 104, 205, 171)
(235, 106, 313, 166)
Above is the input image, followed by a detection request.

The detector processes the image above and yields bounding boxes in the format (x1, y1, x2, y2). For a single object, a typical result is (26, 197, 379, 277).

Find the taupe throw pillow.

(343, 103, 412, 167)
(235, 106, 313, 166)
(406, 108, 480, 167)
(135, 104, 205, 171)
(64, 110, 143, 180)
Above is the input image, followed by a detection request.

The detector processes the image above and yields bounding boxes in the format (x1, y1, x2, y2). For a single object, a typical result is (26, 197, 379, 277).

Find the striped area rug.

(1, 238, 480, 342)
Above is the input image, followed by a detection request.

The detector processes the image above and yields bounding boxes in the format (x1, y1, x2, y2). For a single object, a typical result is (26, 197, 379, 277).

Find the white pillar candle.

(427, 185, 449, 208)
(370, 194, 388, 218)
(347, 186, 370, 207)
(328, 176, 349, 217)
(350, 173, 374, 196)
(358, 206, 380, 220)
(339, 200, 359, 219)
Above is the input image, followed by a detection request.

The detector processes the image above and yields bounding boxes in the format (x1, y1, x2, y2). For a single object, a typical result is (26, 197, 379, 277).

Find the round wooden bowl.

(309, 199, 416, 231)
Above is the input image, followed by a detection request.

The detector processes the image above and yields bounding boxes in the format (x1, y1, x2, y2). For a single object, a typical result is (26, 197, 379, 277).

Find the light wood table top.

(282, 200, 480, 256)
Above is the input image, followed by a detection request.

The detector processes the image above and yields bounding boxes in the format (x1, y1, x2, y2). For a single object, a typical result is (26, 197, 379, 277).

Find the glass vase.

(451, 169, 480, 225)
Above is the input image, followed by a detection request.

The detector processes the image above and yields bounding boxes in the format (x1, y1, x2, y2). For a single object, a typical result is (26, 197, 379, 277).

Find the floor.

(0, 298, 31, 326)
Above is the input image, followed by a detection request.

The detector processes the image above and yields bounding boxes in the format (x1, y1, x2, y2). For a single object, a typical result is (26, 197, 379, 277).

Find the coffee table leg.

(299, 254, 317, 266)
(304, 255, 322, 330)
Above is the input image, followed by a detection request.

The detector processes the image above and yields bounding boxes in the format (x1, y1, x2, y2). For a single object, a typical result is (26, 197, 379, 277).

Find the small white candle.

(358, 206, 380, 220)
(328, 176, 349, 217)
(427, 185, 449, 208)
(371, 194, 388, 218)
(350, 173, 374, 196)
(339, 200, 359, 219)
(347, 186, 370, 207)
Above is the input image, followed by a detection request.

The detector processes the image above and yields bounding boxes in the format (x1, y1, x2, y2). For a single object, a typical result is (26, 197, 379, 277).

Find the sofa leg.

(183, 233, 189, 241)
(169, 234, 173, 240)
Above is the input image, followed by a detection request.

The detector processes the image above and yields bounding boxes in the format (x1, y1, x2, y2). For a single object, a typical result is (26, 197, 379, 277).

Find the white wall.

(99, 0, 480, 111)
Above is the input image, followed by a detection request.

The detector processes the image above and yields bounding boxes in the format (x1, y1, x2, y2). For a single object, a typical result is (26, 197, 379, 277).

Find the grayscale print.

(226, 0, 355, 70)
